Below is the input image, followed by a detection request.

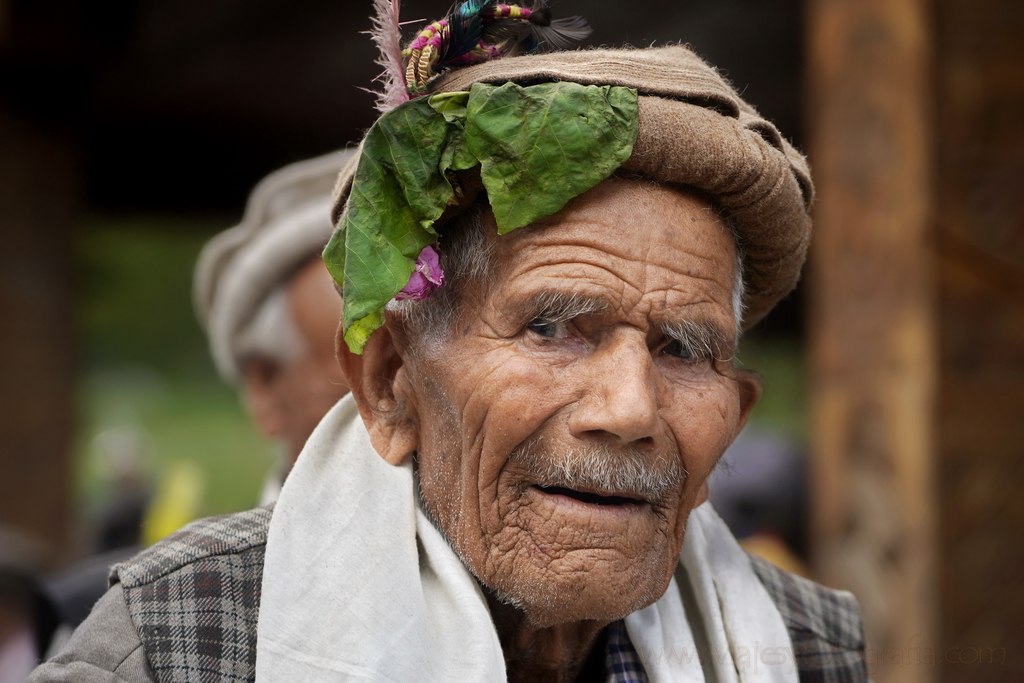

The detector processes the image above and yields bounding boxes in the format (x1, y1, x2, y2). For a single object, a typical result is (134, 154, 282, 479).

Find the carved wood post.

(806, 1, 935, 681)
(809, 0, 1024, 680)
(933, 1, 1024, 681)
(0, 111, 76, 564)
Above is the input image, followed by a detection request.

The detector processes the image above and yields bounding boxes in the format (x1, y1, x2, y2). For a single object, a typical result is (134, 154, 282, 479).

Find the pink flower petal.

(396, 245, 445, 301)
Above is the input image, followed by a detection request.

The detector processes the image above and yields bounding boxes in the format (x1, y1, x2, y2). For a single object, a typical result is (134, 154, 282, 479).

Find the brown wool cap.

(331, 45, 813, 330)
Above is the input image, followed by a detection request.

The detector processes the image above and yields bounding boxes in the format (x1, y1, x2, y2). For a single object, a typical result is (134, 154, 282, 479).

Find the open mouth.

(533, 484, 644, 507)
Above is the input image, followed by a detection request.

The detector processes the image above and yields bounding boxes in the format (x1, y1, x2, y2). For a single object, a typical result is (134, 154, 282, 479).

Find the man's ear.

(336, 323, 418, 465)
(241, 358, 285, 440)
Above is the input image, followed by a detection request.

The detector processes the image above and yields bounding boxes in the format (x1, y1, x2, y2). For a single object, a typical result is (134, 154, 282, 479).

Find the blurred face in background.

(242, 258, 349, 464)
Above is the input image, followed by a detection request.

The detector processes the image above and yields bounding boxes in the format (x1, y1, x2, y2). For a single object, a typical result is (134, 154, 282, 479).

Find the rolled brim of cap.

(331, 45, 813, 330)
(195, 149, 357, 382)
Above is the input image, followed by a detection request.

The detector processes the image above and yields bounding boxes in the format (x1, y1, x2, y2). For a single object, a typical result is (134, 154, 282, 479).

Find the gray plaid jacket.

(32, 507, 867, 682)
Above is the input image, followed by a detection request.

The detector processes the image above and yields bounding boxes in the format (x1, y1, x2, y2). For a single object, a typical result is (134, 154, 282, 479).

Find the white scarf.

(256, 396, 798, 682)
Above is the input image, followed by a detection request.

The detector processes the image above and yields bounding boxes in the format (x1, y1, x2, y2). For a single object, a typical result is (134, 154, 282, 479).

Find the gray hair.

(386, 202, 494, 347)
(388, 197, 746, 347)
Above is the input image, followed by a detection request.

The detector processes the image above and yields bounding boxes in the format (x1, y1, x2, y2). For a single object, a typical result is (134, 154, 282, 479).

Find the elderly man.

(32, 5, 867, 682)
(194, 149, 353, 501)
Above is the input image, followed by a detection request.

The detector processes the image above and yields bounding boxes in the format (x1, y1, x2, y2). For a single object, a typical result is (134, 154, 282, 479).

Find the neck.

(486, 592, 609, 683)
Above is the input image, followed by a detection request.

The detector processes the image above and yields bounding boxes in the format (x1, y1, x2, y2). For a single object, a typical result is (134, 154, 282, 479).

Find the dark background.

(4, 0, 805, 212)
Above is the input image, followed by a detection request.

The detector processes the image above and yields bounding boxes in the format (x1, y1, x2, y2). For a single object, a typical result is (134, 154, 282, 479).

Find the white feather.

(368, 0, 409, 112)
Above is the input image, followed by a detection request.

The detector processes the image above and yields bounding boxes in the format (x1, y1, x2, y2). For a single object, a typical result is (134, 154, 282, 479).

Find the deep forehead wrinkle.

(523, 216, 733, 270)
(501, 229, 735, 321)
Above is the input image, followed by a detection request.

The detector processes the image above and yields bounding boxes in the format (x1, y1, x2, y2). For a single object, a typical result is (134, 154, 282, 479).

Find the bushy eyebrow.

(517, 290, 736, 359)
(659, 319, 735, 361)
(520, 290, 609, 323)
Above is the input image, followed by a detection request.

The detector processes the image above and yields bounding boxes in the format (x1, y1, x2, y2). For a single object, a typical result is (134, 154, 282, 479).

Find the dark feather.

(479, 17, 531, 45)
(438, 0, 499, 65)
(424, 0, 590, 78)
(529, 15, 591, 50)
(529, 0, 553, 25)
(523, 0, 590, 50)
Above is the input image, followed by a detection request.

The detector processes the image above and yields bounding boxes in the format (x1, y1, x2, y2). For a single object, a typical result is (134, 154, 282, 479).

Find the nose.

(567, 330, 659, 446)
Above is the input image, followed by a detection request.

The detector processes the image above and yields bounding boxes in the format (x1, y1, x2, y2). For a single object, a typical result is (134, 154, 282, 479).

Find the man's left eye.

(662, 340, 696, 360)
(526, 318, 566, 339)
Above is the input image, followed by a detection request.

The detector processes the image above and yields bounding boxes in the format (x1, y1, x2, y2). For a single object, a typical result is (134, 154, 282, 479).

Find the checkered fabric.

(112, 507, 271, 683)
(112, 508, 866, 683)
(605, 619, 649, 682)
(750, 554, 869, 683)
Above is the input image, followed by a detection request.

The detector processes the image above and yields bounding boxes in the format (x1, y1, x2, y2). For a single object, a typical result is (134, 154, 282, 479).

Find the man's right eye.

(526, 318, 566, 339)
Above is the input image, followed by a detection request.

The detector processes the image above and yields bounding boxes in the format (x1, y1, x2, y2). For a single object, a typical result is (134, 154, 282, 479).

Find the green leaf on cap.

(323, 98, 459, 353)
(325, 82, 638, 354)
(428, 90, 471, 123)
(465, 82, 638, 234)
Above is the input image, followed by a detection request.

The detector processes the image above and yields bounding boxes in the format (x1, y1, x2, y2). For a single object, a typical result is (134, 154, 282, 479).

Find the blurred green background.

(75, 218, 275, 537)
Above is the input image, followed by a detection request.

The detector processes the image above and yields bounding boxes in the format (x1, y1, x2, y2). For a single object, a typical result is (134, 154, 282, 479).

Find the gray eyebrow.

(659, 319, 735, 361)
(522, 291, 736, 360)
(525, 290, 609, 322)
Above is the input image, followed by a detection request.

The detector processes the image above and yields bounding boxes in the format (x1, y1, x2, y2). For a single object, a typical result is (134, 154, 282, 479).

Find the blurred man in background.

(193, 149, 356, 504)
(36, 150, 360, 645)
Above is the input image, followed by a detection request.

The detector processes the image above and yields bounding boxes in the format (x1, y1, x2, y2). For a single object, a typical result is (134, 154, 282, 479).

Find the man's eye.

(663, 340, 697, 361)
(526, 318, 566, 339)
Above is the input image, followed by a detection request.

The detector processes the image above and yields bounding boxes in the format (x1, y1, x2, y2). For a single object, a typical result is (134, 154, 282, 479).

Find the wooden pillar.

(806, 1, 935, 682)
(933, 1, 1024, 681)
(0, 113, 77, 564)
(810, 0, 1024, 680)
(0, 0, 84, 568)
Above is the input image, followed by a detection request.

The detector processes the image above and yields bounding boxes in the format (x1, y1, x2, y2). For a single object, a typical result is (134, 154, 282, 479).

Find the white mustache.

(508, 438, 685, 502)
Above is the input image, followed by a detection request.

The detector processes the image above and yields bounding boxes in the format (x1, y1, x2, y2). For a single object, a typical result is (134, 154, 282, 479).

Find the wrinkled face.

(396, 177, 756, 627)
